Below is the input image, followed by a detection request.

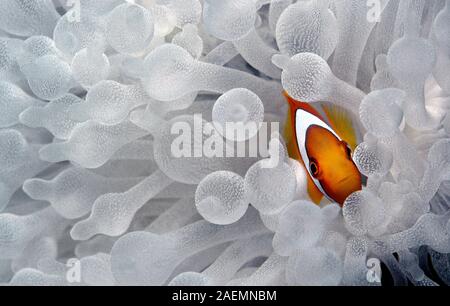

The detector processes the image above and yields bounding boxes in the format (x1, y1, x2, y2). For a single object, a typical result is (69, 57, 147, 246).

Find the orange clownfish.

(283, 92, 362, 206)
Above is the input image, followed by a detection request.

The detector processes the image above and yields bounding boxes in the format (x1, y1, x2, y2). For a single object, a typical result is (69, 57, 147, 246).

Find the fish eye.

(309, 161, 319, 177)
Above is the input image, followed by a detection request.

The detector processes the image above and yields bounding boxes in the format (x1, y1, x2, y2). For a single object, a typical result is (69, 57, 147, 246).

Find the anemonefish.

(283, 92, 362, 206)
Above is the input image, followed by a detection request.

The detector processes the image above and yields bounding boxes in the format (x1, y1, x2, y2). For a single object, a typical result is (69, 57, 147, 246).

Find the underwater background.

(0, 0, 449, 286)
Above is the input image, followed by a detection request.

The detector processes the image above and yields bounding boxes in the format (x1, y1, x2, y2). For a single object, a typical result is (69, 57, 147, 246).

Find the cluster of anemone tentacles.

(0, 0, 450, 286)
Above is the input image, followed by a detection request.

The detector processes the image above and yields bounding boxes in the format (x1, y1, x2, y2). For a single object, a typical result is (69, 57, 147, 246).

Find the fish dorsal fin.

(322, 103, 358, 150)
(283, 92, 325, 121)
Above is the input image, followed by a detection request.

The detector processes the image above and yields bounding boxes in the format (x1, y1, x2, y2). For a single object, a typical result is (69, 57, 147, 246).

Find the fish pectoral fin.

(307, 175, 323, 205)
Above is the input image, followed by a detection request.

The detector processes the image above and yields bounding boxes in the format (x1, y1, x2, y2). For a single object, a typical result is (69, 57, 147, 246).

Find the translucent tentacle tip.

(271, 54, 292, 70)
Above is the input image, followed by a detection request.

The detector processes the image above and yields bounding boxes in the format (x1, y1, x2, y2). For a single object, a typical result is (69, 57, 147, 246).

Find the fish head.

(305, 124, 362, 205)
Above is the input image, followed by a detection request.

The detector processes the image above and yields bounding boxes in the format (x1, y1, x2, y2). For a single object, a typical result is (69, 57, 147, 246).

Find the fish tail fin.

(283, 91, 297, 107)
